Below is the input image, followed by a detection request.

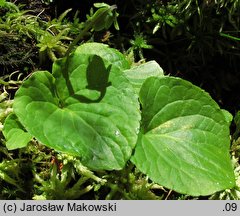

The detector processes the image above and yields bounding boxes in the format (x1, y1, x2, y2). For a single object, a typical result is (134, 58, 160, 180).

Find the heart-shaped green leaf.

(75, 42, 130, 70)
(131, 76, 235, 196)
(13, 47, 140, 170)
(3, 113, 33, 150)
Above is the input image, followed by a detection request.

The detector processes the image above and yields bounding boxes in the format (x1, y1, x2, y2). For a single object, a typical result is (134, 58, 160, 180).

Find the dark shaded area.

(16, 0, 50, 18)
(61, 55, 111, 105)
(0, 148, 34, 199)
(86, 56, 112, 94)
(0, 33, 37, 76)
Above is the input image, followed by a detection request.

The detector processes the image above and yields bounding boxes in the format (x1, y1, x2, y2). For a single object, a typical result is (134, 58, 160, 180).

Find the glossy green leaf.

(124, 60, 164, 93)
(132, 76, 235, 196)
(13, 46, 140, 170)
(3, 113, 32, 150)
(94, 3, 110, 8)
(76, 43, 130, 70)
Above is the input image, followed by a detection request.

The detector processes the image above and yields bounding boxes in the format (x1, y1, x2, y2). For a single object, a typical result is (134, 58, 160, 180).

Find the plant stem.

(220, 32, 240, 41)
(75, 161, 106, 184)
(0, 79, 9, 86)
(65, 5, 117, 57)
